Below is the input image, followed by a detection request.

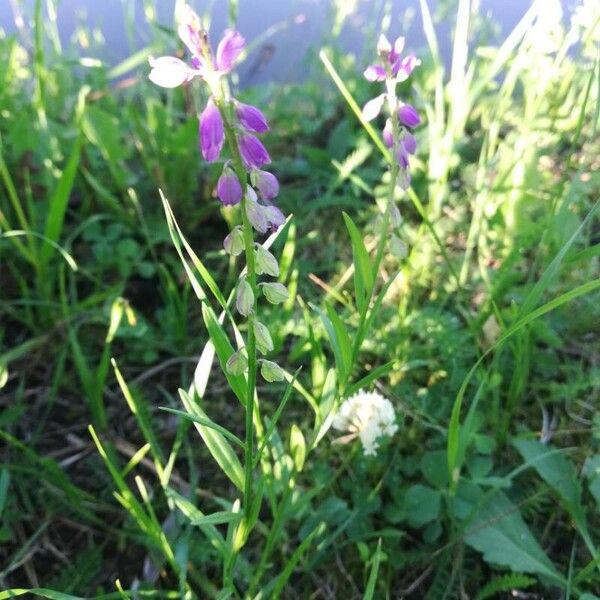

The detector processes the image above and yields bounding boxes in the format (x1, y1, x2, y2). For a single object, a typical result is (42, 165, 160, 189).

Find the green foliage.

(1, 0, 599, 598)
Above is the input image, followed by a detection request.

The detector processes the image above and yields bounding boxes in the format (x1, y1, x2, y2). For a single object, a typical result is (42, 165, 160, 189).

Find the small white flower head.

(332, 389, 398, 456)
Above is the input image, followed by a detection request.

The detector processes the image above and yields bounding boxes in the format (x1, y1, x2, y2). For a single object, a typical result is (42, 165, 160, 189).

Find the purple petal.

(236, 101, 269, 133)
(216, 29, 245, 73)
(382, 118, 394, 148)
(396, 145, 410, 170)
(402, 132, 417, 154)
(252, 170, 279, 200)
(148, 56, 192, 88)
(239, 134, 271, 169)
(363, 64, 386, 82)
(396, 53, 420, 82)
(362, 93, 386, 122)
(199, 98, 224, 162)
(217, 166, 242, 205)
(398, 104, 421, 128)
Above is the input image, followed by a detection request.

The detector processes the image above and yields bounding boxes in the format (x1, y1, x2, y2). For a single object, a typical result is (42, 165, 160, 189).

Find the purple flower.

(216, 29, 245, 73)
(236, 101, 269, 133)
(402, 131, 417, 154)
(364, 32, 420, 84)
(382, 119, 393, 148)
(199, 98, 224, 162)
(217, 165, 242, 205)
(362, 93, 386, 122)
(252, 169, 279, 200)
(148, 56, 195, 88)
(398, 104, 421, 128)
(239, 134, 271, 169)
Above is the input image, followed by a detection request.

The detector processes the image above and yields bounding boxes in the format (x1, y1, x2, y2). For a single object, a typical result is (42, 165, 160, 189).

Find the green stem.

(343, 76, 399, 395)
(213, 94, 258, 521)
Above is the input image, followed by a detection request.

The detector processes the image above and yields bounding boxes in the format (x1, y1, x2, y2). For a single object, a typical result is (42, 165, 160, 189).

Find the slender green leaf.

(178, 389, 244, 491)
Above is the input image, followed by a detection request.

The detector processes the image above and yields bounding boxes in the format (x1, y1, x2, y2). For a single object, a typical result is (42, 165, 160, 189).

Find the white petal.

(362, 93, 386, 122)
(148, 56, 191, 88)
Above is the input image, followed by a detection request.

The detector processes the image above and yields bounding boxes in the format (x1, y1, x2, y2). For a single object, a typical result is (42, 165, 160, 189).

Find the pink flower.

(199, 98, 224, 162)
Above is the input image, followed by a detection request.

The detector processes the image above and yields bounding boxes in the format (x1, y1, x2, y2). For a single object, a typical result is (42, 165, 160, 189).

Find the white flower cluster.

(332, 389, 398, 456)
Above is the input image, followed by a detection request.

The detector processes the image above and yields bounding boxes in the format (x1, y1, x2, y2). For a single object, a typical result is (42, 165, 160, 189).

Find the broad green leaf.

(513, 439, 596, 558)
(463, 490, 564, 584)
(178, 389, 244, 491)
(404, 485, 441, 527)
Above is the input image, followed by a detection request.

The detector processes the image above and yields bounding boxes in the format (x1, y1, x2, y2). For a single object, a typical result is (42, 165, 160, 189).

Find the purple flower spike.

(236, 102, 269, 133)
(402, 132, 417, 155)
(252, 169, 279, 200)
(217, 165, 242, 205)
(382, 119, 394, 148)
(362, 93, 386, 122)
(364, 64, 386, 82)
(148, 56, 193, 88)
(398, 104, 421, 128)
(216, 29, 245, 73)
(239, 134, 271, 169)
(199, 98, 224, 162)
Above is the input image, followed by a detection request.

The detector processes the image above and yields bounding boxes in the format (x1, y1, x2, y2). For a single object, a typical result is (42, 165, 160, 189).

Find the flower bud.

(254, 320, 274, 355)
(251, 169, 279, 200)
(226, 348, 248, 375)
(223, 226, 245, 256)
(255, 244, 279, 277)
(382, 118, 394, 148)
(398, 103, 421, 128)
(235, 101, 269, 134)
(261, 282, 289, 304)
(236, 278, 254, 316)
(260, 359, 285, 383)
(217, 164, 243, 206)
